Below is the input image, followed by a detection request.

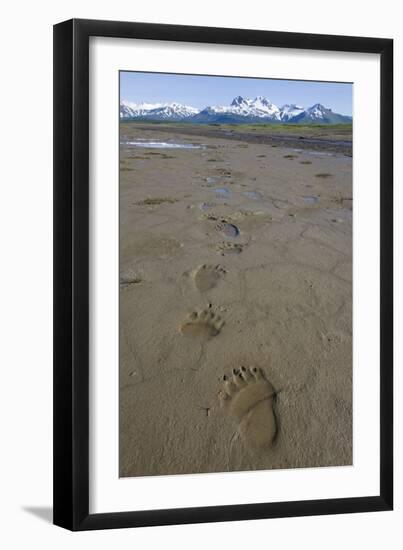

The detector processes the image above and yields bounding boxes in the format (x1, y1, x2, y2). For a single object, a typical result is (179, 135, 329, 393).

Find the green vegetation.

(221, 122, 352, 132)
(120, 120, 352, 132)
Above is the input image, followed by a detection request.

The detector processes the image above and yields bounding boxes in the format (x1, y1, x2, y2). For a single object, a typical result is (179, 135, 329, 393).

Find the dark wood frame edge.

(53, 18, 393, 531)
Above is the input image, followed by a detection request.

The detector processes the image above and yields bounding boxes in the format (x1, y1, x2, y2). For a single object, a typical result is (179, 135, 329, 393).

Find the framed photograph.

(53, 19, 393, 530)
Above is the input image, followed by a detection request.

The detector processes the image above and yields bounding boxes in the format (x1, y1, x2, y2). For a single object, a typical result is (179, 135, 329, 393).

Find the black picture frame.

(53, 18, 393, 531)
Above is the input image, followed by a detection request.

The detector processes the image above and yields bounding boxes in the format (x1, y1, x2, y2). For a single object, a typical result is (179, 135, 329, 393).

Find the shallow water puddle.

(328, 208, 352, 224)
(243, 190, 263, 200)
(122, 140, 204, 149)
(214, 187, 230, 197)
(206, 176, 221, 184)
(302, 195, 319, 204)
(305, 150, 335, 157)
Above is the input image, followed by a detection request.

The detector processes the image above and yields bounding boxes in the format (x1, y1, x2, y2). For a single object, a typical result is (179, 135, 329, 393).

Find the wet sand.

(119, 122, 352, 477)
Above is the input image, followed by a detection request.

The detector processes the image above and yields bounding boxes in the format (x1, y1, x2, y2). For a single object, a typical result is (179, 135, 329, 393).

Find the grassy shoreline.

(120, 121, 352, 156)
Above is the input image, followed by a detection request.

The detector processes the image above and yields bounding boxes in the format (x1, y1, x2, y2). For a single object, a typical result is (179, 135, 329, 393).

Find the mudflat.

(119, 122, 352, 477)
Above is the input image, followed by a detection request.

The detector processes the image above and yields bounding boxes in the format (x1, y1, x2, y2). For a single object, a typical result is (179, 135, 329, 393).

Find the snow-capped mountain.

(280, 104, 306, 122)
(120, 101, 166, 118)
(284, 103, 352, 124)
(191, 96, 282, 123)
(120, 96, 351, 124)
(120, 100, 199, 120)
(207, 95, 281, 119)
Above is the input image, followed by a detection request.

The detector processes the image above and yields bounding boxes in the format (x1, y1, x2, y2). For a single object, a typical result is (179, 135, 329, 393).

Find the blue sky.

(120, 71, 352, 116)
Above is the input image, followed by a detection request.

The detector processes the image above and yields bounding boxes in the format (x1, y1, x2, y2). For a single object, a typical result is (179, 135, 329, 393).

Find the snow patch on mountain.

(306, 103, 329, 119)
(280, 104, 306, 121)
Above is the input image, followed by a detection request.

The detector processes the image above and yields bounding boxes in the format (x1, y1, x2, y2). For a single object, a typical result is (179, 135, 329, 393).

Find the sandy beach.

(119, 122, 352, 477)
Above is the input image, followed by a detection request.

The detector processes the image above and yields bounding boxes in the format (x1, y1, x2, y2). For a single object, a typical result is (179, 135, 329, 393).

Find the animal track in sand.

(180, 308, 225, 338)
(215, 221, 240, 238)
(203, 211, 268, 235)
(219, 367, 277, 451)
(216, 242, 245, 255)
(193, 264, 226, 291)
(199, 212, 220, 221)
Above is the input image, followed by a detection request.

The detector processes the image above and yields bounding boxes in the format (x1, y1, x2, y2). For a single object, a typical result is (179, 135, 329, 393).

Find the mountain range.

(120, 95, 352, 124)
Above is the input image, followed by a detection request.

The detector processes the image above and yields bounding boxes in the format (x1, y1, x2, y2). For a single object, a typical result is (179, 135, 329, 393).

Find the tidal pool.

(122, 140, 205, 149)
